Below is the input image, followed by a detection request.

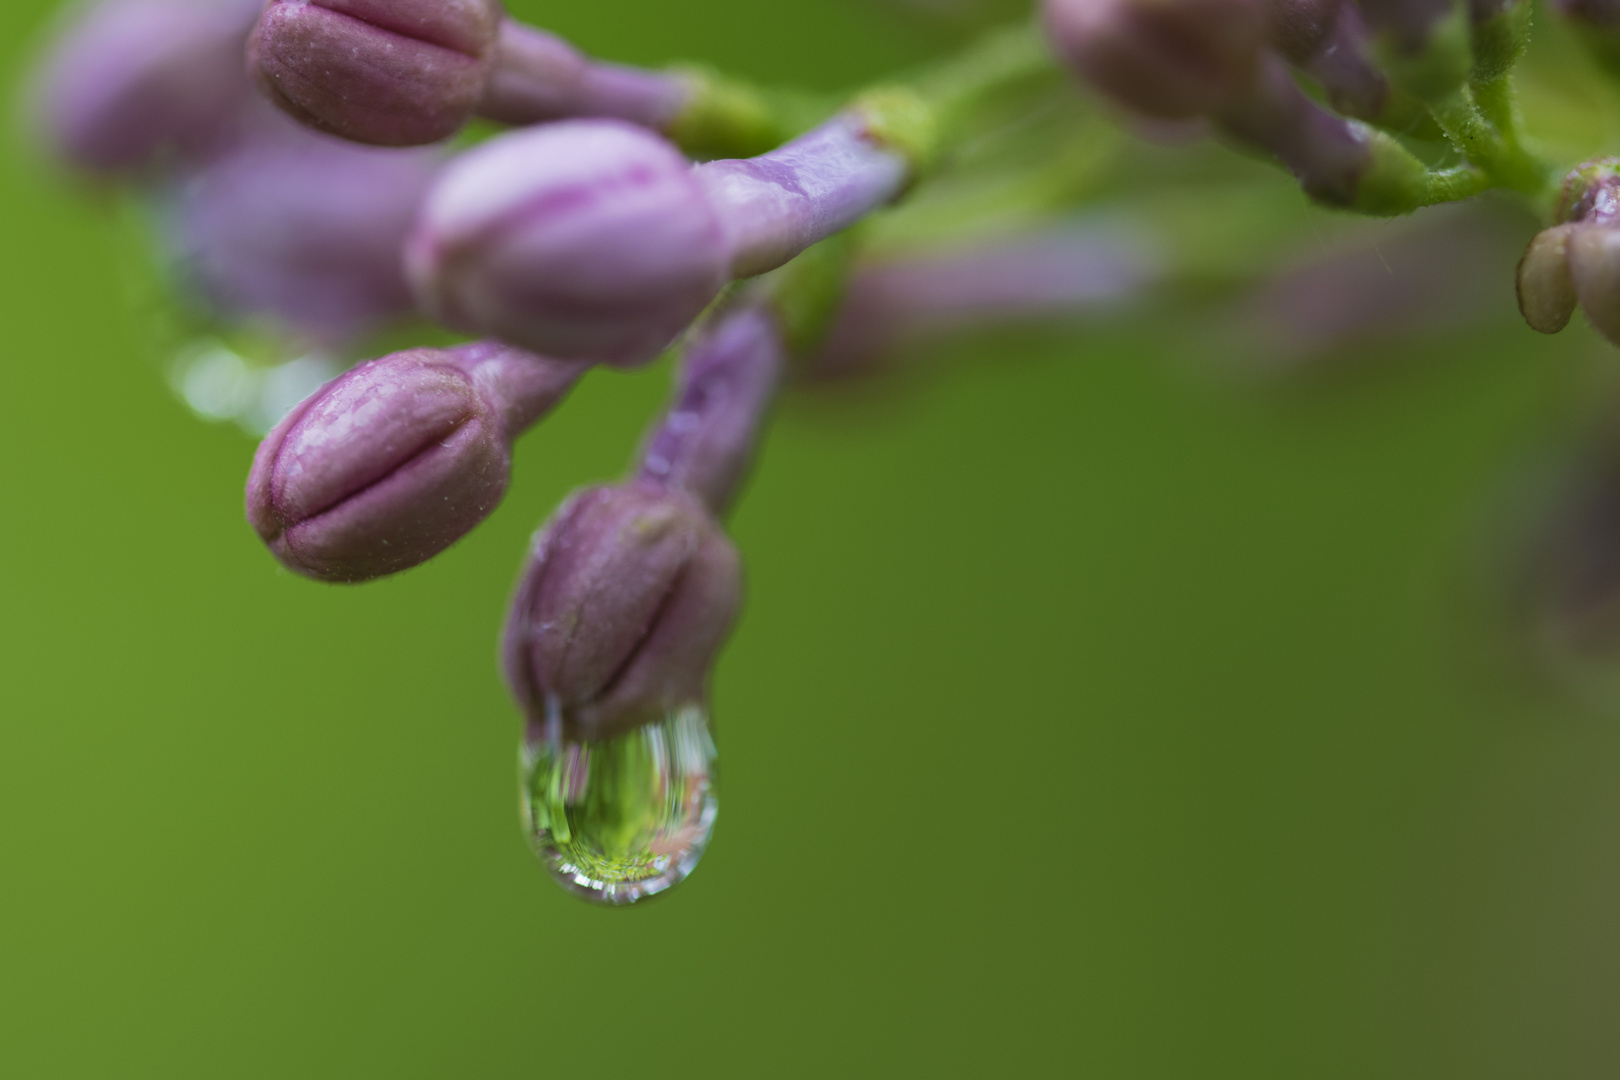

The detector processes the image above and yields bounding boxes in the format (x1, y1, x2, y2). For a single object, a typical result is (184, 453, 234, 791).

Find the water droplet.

(520, 703, 718, 905)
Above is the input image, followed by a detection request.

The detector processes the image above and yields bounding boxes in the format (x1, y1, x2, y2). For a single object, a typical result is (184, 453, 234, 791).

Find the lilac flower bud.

(246, 342, 583, 582)
(503, 484, 741, 741)
(1042, 0, 1267, 120)
(1568, 227, 1620, 345)
(1516, 161, 1620, 344)
(249, 0, 502, 146)
(406, 120, 730, 366)
(1267, 1, 1397, 124)
(1215, 54, 1432, 213)
(167, 109, 442, 343)
(407, 116, 908, 365)
(637, 303, 786, 515)
(31, 0, 260, 175)
(1264, 0, 1341, 62)
(1517, 225, 1579, 335)
(811, 219, 1159, 381)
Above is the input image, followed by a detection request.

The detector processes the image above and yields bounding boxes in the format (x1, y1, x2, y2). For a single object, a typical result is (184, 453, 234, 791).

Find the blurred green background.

(4, 1, 1620, 1076)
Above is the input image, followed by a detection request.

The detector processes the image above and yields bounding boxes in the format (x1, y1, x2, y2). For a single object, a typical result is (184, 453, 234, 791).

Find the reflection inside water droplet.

(520, 703, 718, 905)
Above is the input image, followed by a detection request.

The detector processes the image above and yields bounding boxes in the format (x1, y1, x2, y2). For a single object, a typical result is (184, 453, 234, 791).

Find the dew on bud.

(521, 702, 718, 905)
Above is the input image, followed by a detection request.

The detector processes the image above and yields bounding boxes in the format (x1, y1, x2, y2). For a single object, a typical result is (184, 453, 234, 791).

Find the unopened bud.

(246, 342, 582, 582)
(406, 119, 730, 366)
(502, 484, 742, 741)
(407, 115, 908, 366)
(637, 303, 786, 516)
(1568, 226, 1620, 345)
(167, 112, 440, 342)
(31, 0, 260, 175)
(249, 0, 502, 146)
(1042, 0, 1266, 120)
(1517, 225, 1579, 335)
(1264, 0, 1341, 63)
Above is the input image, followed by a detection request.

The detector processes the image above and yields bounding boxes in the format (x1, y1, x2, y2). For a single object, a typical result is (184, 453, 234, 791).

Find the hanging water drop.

(520, 702, 718, 905)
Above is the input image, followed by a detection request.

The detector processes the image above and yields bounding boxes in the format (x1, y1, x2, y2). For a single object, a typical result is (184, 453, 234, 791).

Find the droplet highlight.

(520, 703, 718, 905)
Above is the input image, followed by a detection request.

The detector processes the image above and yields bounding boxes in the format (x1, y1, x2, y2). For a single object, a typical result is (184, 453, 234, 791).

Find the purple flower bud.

(1270, 1, 1394, 123)
(637, 302, 786, 515)
(502, 484, 742, 741)
(1518, 225, 1579, 335)
(167, 108, 442, 343)
(1042, 0, 1267, 120)
(407, 116, 908, 365)
(31, 0, 260, 175)
(406, 119, 730, 366)
(811, 219, 1159, 381)
(1264, 0, 1341, 62)
(1516, 161, 1620, 344)
(246, 342, 583, 582)
(1568, 226, 1620, 345)
(249, 0, 502, 146)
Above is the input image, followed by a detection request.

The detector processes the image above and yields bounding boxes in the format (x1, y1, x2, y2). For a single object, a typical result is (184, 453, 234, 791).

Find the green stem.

(1424, 82, 1549, 196)
(1421, 165, 1492, 205)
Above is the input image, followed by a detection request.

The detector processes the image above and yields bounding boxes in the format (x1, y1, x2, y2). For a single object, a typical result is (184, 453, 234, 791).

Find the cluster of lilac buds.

(1518, 159, 1620, 344)
(34, 0, 1620, 901)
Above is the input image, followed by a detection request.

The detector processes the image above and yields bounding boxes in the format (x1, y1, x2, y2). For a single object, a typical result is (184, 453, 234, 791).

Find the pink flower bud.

(31, 0, 260, 175)
(406, 119, 729, 366)
(246, 342, 583, 582)
(407, 116, 907, 366)
(249, 0, 502, 146)
(1042, 0, 1267, 120)
(502, 484, 742, 741)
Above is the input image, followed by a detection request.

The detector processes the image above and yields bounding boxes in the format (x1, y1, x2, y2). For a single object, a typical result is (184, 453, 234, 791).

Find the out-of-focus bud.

(1569, 227, 1620, 344)
(408, 115, 909, 366)
(246, 342, 583, 582)
(1042, 0, 1267, 120)
(811, 218, 1160, 381)
(637, 303, 786, 516)
(503, 484, 741, 741)
(1214, 54, 1432, 213)
(1266, 0, 1408, 126)
(1516, 160, 1620, 343)
(167, 109, 442, 343)
(406, 119, 731, 366)
(1554, 0, 1620, 79)
(31, 0, 260, 175)
(1517, 225, 1579, 334)
(1264, 0, 1341, 62)
(1355, 0, 1473, 101)
(249, 0, 502, 146)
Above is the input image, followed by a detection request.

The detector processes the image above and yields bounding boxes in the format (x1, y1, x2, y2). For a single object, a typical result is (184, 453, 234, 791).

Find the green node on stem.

(851, 85, 944, 182)
(666, 65, 792, 160)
